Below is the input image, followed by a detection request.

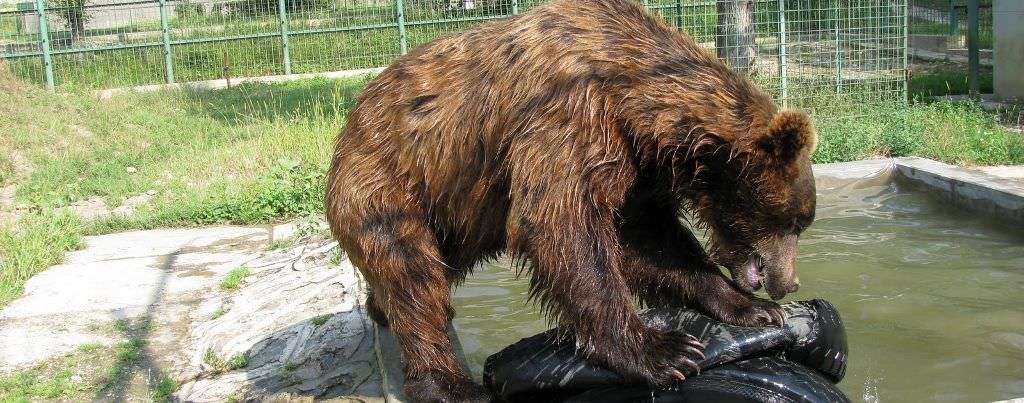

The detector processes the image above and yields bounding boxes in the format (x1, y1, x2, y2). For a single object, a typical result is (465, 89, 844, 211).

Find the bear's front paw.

(640, 330, 706, 387)
(404, 372, 490, 403)
(717, 296, 786, 327)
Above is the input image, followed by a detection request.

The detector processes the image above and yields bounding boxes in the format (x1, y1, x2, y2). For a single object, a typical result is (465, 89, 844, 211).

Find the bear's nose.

(786, 281, 800, 293)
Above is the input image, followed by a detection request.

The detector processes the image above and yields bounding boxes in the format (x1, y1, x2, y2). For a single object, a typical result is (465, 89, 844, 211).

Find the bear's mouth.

(734, 253, 764, 293)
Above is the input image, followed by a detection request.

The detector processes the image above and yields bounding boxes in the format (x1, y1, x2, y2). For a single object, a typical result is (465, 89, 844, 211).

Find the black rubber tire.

(564, 356, 851, 403)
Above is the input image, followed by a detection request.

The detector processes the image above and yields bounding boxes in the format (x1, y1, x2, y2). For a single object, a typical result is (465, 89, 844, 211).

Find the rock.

(67, 197, 111, 220)
(146, 189, 157, 196)
(127, 167, 138, 174)
(177, 240, 382, 402)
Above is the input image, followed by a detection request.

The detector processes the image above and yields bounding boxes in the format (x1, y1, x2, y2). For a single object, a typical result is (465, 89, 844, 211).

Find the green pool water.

(451, 172, 1024, 402)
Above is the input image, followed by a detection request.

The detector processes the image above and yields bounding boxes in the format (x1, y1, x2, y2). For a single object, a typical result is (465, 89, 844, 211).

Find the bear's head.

(697, 109, 817, 301)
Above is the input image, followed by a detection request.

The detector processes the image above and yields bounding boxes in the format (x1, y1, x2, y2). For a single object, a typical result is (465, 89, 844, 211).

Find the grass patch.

(328, 250, 343, 266)
(0, 65, 365, 307)
(210, 306, 228, 320)
(0, 211, 83, 306)
(268, 238, 295, 251)
(813, 100, 1024, 165)
(219, 266, 251, 290)
(910, 64, 994, 99)
(0, 338, 165, 402)
(78, 343, 104, 353)
(203, 349, 249, 374)
(311, 314, 332, 327)
(150, 373, 177, 403)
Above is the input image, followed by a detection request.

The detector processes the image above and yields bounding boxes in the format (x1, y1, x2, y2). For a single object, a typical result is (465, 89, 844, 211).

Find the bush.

(226, 0, 331, 18)
(199, 158, 326, 224)
(174, 0, 206, 20)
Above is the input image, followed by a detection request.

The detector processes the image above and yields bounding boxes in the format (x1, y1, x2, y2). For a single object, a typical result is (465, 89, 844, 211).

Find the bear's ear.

(756, 109, 817, 163)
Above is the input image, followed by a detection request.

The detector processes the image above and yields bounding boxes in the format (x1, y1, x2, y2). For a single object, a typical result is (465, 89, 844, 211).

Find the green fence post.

(778, 0, 787, 107)
(511, 0, 518, 15)
(904, 0, 909, 104)
(967, 0, 979, 98)
(949, 0, 958, 35)
(675, 0, 682, 32)
(34, 0, 53, 92)
(834, 0, 841, 96)
(396, 0, 407, 55)
(277, 0, 291, 75)
(158, 0, 174, 84)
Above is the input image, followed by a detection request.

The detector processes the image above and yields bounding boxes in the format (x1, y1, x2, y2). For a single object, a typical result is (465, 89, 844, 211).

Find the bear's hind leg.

(353, 212, 488, 403)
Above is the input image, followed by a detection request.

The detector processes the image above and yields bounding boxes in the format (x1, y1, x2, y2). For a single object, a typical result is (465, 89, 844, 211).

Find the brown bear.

(325, 0, 817, 401)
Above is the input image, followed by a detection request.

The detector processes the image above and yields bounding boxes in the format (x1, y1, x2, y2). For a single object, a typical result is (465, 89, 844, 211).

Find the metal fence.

(908, 0, 991, 59)
(1, 0, 907, 120)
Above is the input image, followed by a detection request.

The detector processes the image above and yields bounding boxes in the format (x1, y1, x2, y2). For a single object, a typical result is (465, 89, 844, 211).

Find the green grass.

(910, 64, 994, 99)
(0, 211, 83, 306)
(0, 338, 159, 402)
(210, 306, 228, 319)
(150, 373, 177, 403)
(813, 100, 1024, 165)
(219, 266, 251, 290)
(202, 349, 249, 374)
(0, 67, 366, 307)
(0, 363, 79, 402)
(311, 313, 332, 326)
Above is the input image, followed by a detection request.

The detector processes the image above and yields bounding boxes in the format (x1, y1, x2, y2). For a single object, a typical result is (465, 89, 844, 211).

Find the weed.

(226, 353, 249, 370)
(328, 250, 343, 266)
(210, 307, 228, 320)
(113, 319, 130, 333)
(114, 338, 146, 362)
(0, 211, 83, 306)
(278, 362, 300, 387)
(77, 343, 103, 353)
(268, 238, 295, 251)
(151, 373, 177, 402)
(220, 266, 251, 290)
(311, 314, 332, 327)
(202, 349, 225, 371)
(203, 349, 249, 374)
(0, 365, 77, 401)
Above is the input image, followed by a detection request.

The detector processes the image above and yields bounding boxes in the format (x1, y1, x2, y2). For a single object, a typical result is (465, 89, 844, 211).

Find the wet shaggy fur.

(325, 0, 818, 401)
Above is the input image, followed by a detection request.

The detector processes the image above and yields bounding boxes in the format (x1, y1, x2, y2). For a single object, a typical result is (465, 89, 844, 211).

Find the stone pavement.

(0, 224, 383, 402)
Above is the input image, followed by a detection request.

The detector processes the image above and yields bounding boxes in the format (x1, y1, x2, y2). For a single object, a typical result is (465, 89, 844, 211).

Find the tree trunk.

(70, 15, 85, 44)
(716, 0, 756, 72)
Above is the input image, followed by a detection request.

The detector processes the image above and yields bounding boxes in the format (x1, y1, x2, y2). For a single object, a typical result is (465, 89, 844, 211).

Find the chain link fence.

(1, 0, 907, 121)
(908, 0, 991, 62)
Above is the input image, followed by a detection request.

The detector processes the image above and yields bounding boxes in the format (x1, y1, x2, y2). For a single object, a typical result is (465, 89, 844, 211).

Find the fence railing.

(1, 0, 907, 121)
(908, 0, 990, 96)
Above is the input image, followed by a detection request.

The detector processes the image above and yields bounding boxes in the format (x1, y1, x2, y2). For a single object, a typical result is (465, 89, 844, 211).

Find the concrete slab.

(0, 225, 391, 402)
(95, 68, 385, 100)
(0, 226, 269, 370)
(893, 157, 1024, 227)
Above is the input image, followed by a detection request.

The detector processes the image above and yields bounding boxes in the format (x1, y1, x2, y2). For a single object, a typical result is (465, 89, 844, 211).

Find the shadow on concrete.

(98, 250, 177, 403)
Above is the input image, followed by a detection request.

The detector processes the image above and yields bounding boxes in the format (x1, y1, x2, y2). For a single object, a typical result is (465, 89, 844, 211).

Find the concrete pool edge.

(815, 157, 1024, 227)
(892, 157, 1024, 227)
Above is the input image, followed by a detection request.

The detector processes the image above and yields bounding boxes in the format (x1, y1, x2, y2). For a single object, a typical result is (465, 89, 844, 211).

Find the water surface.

(452, 172, 1024, 402)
